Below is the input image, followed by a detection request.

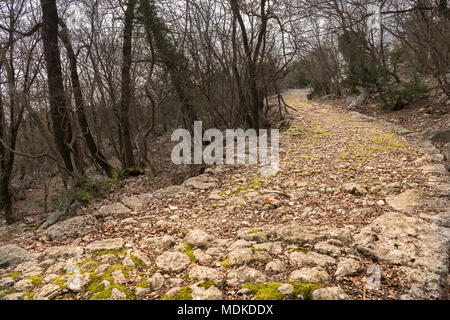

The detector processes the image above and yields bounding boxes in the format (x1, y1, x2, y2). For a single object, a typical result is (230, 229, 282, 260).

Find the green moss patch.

(0, 272, 21, 280)
(89, 285, 135, 300)
(0, 288, 18, 299)
(130, 254, 144, 268)
(243, 283, 284, 300)
(198, 280, 216, 290)
(163, 287, 193, 300)
(180, 244, 196, 262)
(221, 257, 231, 268)
(243, 281, 323, 300)
(24, 276, 44, 287)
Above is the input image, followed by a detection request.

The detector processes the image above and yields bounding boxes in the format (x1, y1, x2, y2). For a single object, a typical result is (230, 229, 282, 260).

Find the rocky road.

(1, 90, 449, 300)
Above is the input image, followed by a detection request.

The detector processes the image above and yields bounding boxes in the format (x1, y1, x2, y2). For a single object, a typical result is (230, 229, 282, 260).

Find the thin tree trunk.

(58, 20, 117, 178)
(119, 0, 137, 170)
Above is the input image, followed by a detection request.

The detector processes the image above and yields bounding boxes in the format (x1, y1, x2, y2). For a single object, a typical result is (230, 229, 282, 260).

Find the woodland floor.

(0, 89, 449, 300)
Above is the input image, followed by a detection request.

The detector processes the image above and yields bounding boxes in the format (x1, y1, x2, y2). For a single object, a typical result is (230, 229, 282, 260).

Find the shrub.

(51, 174, 109, 211)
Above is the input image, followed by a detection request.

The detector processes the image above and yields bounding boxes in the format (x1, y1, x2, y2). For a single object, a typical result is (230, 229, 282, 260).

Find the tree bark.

(40, 0, 74, 173)
(119, 0, 137, 170)
(58, 20, 117, 178)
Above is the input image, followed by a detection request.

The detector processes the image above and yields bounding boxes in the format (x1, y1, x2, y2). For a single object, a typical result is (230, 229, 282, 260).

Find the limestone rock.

(110, 288, 127, 300)
(313, 287, 349, 300)
(149, 273, 165, 291)
(429, 128, 450, 143)
(94, 203, 131, 218)
(289, 251, 336, 267)
(354, 212, 449, 275)
(189, 266, 223, 284)
(386, 190, 423, 212)
(227, 266, 267, 285)
(155, 252, 191, 272)
(289, 267, 330, 283)
(265, 260, 285, 273)
(67, 273, 90, 292)
(143, 236, 175, 252)
(190, 282, 223, 300)
(38, 246, 83, 261)
(0, 244, 33, 268)
(47, 216, 96, 241)
(121, 195, 147, 210)
(277, 225, 352, 246)
(0, 277, 15, 288)
(342, 183, 368, 196)
(184, 229, 213, 248)
(14, 279, 33, 291)
(183, 174, 218, 190)
(278, 283, 294, 296)
(313, 242, 342, 258)
(228, 248, 270, 266)
(86, 238, 125, 253)
(152, 185, 189, 199)
(34, 283, 63, 300)
(335, 258, 361, 278)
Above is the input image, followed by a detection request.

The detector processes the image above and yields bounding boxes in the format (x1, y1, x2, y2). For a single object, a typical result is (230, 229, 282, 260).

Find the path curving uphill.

(1, 89, 449, 300)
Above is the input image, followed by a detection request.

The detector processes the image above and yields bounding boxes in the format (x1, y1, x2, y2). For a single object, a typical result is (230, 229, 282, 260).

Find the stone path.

(1, 90, 449, 300)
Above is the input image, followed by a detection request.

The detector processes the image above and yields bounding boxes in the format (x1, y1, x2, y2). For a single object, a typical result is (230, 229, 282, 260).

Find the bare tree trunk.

(58, 20, 117, 178)
(119, 0, 137, 170)
(40, 0, 74, 173)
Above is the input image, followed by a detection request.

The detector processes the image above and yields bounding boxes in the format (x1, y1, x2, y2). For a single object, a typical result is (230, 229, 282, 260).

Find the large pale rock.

(335, 258, 361, 278)
(121, 195, 147, 210)
(94, 203, 131, 218)
(14, 279, 33, 291)
(277, 225, 352, 246)
(38, 246, 83, 261)
(0, 277, 15, 288)
(289, 267, 330, 283)
(354, 212, 449, 275)
(143, 235, 175, 252)
(237, 227, 276, 243)
(253, 242, 283, 255)
(429, 128, 450, 143)
(149, 273, 165, 291)
(314, 242, 342, 258)
(184, 230, 213, 248)
(386, 190, 423, 212)
(227, 266, 267, 285)
(265, 260, 285, 273)
(152, 186, 190, 199)
(67, 273, 90, 292)
(313, 287, 349, 300)
(0, 244, 34, 268)
(86, 238, 125, 253)
(420, 164, 448, 175)
(155, 252, 191, 272)
(189, 266, 223, 284)
(400, 267, 446, 300)
(33, 283, 63, 300)
(342, 183, 368, 196)
(183, 174, 218, 190)
(228, 248, 270, 266)
(47, 215, 96, 241)
(190, 283, 223, 300)
(289, 251, 336, 267)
